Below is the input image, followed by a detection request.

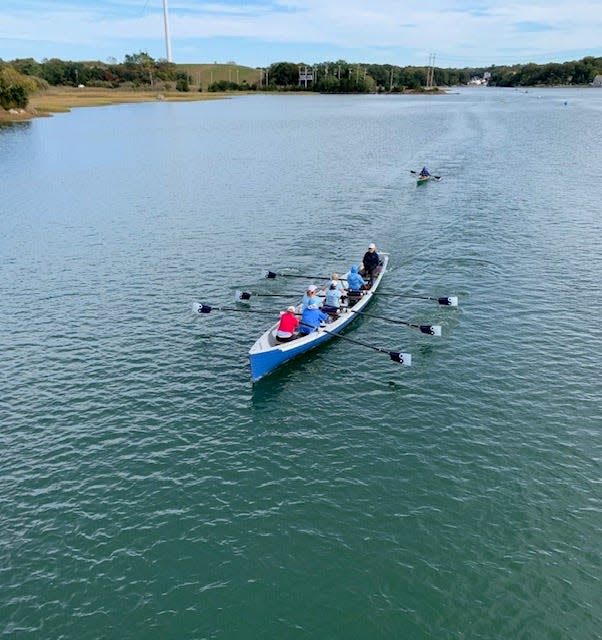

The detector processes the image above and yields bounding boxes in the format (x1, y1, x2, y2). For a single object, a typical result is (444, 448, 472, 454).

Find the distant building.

(468, 74, 489, 86)
(592, 75, 602, 87)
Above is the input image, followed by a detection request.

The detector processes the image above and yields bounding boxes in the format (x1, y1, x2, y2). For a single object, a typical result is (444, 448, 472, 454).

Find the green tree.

(268, 62, 299, 86)
(0, 64, 36, 109)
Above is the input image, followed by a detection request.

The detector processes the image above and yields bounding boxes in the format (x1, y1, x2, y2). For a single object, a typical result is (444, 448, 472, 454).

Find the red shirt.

(278, 311, 299, 333)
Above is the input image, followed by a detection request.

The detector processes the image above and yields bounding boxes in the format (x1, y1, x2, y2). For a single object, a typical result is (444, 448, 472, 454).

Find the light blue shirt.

(323, 288, 342, 308)
(346, 266, 367, 292)
(301, 293, 321, 310)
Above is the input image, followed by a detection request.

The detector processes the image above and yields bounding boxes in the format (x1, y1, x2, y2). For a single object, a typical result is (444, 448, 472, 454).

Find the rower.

(322, 281, 343, 318)
(299, 304, 329, 335)
(275, 306, 300, 343)
(345, 265, 368, 307)
(301, 284, 321, 311)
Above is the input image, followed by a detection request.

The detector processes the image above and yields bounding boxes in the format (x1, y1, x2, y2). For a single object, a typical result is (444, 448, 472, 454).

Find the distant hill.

(175, 63, 259, 90)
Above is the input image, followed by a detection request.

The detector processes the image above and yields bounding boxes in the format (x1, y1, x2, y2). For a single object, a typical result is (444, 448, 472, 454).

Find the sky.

(1, 0, 601, 69)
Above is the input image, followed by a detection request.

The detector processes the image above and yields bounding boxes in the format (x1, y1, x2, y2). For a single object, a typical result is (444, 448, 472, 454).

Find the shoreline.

(0, 87, 230, 124)
(1, 86, 452, 124)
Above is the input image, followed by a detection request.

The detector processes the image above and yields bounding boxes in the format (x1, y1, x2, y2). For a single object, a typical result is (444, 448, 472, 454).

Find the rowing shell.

(248, 254, 398, 381)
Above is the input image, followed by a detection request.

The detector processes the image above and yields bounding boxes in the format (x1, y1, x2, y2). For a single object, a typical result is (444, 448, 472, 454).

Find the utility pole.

(426, 53, 436, 89)
(162, 0, 173, 62)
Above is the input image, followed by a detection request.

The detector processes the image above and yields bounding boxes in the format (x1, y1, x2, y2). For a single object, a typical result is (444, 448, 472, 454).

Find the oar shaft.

(266, 271, 329, 280)
(349, 309, 441, 335)
(376, 292, 458, 306)
(349, 308, 416, 327)
(194, 302, 280, 315)
(299, 321, 400, 356)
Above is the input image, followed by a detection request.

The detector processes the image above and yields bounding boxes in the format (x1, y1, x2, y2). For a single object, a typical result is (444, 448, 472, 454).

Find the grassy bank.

(0, 86, 231, 123)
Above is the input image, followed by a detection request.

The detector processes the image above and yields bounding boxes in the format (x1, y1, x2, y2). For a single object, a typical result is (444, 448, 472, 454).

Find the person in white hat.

(276, 306, 299, 342)
(301, 284, 321, 311)
(361, 243, 380, 286)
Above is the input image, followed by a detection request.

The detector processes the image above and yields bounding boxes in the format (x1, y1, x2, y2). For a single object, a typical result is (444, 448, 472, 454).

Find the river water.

(1, 88, 601, 639)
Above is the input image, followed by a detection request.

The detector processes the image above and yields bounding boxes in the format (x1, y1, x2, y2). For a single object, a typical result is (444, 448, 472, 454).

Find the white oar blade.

(390, 351, 412, 366)
(235, 290, 251, 303)
(192, 302, 202, 314)
(447, 296, 458, 307)
(431, 325, 442, 337)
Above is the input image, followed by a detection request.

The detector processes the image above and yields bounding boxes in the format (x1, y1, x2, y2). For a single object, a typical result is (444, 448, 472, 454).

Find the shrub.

(0, 65, 36, 109)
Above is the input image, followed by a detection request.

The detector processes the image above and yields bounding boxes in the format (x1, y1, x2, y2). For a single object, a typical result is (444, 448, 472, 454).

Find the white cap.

(368, 243, 376, 249)
(287, 306, 296, 313)
(307, 284, 317, 292)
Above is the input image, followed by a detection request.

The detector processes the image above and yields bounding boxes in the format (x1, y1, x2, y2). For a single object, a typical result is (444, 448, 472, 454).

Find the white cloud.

(0, 0, 600, 65)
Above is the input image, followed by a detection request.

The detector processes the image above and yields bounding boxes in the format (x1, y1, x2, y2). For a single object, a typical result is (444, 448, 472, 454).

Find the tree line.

(2, 53, 601, 111)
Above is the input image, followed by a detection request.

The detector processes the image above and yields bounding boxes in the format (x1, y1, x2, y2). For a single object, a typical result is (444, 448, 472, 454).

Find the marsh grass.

(0, 86, 230, 122)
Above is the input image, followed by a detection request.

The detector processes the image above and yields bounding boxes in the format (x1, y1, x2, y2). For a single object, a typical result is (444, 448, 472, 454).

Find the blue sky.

(1, 0, 601, 68)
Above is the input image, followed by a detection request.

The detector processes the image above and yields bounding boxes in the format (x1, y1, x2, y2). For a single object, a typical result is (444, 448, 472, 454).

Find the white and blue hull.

(248, 254, 389, 382)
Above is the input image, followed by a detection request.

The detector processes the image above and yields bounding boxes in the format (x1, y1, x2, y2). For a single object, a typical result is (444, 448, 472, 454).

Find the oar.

(410, 169, 442, 180)
(376, 292, 458, 306)
(298, 321, 411, 365)
(265, 270, 339, 280)
(348, 309, 442, 336)
(236, 290, 295, 301)
(236, 289, 325, 302)
(194, 303, 410, 366)
(193, 302, 284, 316)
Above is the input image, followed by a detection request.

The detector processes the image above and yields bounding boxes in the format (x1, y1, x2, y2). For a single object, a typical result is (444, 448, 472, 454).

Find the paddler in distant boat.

(419, 166, 431, 177)
(275, 306, 299, 343)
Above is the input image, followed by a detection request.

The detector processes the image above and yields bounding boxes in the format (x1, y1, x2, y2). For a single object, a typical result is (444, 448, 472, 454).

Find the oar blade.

(265, 270, 277, 279)
(438, 296, 458, 307)
(192, 302, 212, 314)
(389, 351, 412, 366)
(236, 290, 252, 301)
(419, 324, 442, 336)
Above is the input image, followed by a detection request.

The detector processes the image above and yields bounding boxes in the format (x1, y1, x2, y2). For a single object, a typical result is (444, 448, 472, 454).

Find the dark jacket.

(362, 250, 380, 274)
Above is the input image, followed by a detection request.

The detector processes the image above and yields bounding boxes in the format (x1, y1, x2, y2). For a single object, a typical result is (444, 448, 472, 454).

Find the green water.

(1, 89, 601, 639)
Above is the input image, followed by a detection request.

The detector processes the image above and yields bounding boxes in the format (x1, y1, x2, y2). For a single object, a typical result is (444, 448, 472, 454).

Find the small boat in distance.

(248, 254, 401, 382)
(410, 168, 441, 185)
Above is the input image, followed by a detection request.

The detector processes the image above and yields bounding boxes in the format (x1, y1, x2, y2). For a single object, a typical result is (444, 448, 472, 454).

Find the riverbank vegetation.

(2, 53, 601, 122)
